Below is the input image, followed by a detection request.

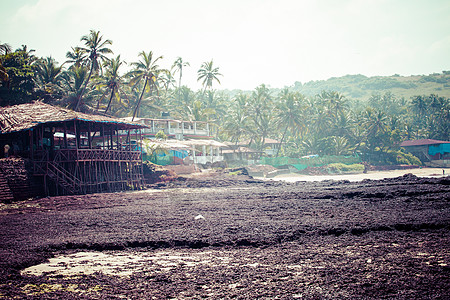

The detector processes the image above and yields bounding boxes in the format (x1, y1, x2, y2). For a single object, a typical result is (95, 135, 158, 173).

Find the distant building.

(400, 139, 450, 167)
(222, 142, 262, 165)
(238, 138, 282, 157)
(122, 117, 211, 140)
(123, 116, 227, 166)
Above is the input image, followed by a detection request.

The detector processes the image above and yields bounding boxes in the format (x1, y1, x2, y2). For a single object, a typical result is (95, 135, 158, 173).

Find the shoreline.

(257, 167, 450, 182)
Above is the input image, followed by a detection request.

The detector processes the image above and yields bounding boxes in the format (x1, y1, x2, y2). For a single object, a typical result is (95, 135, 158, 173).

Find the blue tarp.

(171, 149, 188, 159)
(429, 143, 450, 156)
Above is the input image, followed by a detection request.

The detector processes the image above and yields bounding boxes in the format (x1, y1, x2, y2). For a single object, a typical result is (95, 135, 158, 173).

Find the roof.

(239, 138, 281, 145)
(123, 117, 209, 124)
(222, 146, 261, 154)
(181, 139, 228, 147)
(0, 102, 147, 134)
(400, 139, 450, 147)
(140, 139, 228, 150)
(141, 140, 193, 150)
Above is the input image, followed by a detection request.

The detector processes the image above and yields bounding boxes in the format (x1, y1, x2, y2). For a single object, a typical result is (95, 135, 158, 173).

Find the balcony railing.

(34, 149, 142, 164)
(141, 127, 209, 136)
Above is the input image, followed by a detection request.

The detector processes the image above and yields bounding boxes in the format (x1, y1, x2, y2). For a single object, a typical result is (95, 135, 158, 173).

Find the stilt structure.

(0, 102, 147, 196)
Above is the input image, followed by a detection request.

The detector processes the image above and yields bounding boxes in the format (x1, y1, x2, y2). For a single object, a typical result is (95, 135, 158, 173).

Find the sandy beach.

(261, 167, 450, 182)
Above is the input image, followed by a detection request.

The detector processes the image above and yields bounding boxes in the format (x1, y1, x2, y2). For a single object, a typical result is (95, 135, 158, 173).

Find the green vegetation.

(1, 30, 449, 166)
(261, 155, 362, 171)
(327, 163, 365, 174)
(289, 73, 450, 101)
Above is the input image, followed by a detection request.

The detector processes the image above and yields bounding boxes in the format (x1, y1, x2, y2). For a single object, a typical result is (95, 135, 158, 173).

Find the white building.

(121, 117, 227, 165)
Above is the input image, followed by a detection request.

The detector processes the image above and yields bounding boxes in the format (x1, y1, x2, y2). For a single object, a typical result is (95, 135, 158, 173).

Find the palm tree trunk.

(75, 62, 94, 111)
(104, 87, 116, 114)
(132, 79, 148, 121)
(178, 70, 182, 101)
(275, 125, 288, 158)
(96, 88, 110, 110)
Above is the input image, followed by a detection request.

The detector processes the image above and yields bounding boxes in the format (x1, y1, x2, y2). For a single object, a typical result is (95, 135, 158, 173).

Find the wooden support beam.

(88, 122, 92, 149)
(63, 122, 68, 149)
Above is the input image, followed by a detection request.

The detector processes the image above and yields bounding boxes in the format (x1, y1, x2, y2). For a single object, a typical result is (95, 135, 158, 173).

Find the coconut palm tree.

(59, 65, 89, 109)
(158, 71, 176, 102)
(330, 136, 351, 156)
(75, 30, 113, 111)
(411, 95, 428, 120)
(170, 86, 196, 120)
(0, 42, 11, 83)
(94, 55, 127, 115)
(203, 90, 228, 123)
(275, 90, 305, 157)
(128, 50, 166, 121)
(197, 60, 222, 94)
(0, 41, 12, 55)
(34, 56, 65, 99)
(331, 110, 355, 140)
(65, 47, 87, 69)
(172, 57, 190, 98)
(247, 84, 274, 151)
(187, 99, 216, 122)
(15, 45, 36, 61)
(362, 108, 390, 153)
(318, 90, 348, 120)
(223, 95, 251, 149)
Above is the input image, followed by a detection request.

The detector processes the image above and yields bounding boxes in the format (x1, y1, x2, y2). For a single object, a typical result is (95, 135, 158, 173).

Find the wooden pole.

(88, 122, 92, 149)
(63, 122, 68, 149)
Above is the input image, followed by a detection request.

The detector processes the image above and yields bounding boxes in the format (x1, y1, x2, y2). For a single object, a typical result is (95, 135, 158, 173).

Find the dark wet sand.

(1, 173, 449, 299)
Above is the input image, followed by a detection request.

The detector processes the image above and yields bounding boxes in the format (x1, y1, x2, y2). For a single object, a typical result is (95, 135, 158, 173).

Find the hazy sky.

(1, 0, 449, 90)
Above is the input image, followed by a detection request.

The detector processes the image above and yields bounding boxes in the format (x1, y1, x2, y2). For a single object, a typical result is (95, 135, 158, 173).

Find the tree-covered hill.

(287, 72, 450, 101)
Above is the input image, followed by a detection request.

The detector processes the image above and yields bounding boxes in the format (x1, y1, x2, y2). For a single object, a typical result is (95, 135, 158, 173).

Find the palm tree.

(95, 55, 127, 114)
(65, 47, 87, 69)
(158, 71, 176, 101)
(310, 105, 332, 140)
(75, 30, 113, 111)
(331, 111, 355, 140)
(411, 95, 428, 120)
(172, 57, 190, 98)
(34, 56, 65, 99)
(59, 65, 89, 109)
(170, 86, 196, 120)
(0, 42, 12, 83)
(247, 84, 274, 151)
(275, 90, 305, 157)
(318, 90, 348, 119)
(187, 100, 216, 122)
(15, 45, 36, 59)
(364, 109, 388, 138)
(223, 95, 251, 155)
(330, 136, 351, 156)
(128, 50, 166, 121)
(0, 41, 12, 55)
(203, 90, 228, 123)
(362, 108, 389, 152)
(197, 60, 222, 94)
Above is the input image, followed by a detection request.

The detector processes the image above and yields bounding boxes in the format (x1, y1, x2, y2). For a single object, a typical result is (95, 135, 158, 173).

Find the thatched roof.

(0, 102, 147, 134)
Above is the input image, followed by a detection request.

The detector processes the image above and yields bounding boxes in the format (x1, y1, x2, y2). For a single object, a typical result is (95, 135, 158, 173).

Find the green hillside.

(288, 71, 450, 101)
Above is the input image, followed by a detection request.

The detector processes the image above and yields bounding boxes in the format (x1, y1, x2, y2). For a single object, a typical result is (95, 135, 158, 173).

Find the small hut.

(0, 102, 147, 196)
(400, 139, 450, 167)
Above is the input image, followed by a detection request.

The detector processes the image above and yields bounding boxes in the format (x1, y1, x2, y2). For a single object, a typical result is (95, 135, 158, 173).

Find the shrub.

(326, 163, 365, 174)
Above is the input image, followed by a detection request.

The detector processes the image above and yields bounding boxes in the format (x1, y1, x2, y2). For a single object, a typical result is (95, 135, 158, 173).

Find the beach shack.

(400, 139, 450, 167)
(0, 102, 147, 196)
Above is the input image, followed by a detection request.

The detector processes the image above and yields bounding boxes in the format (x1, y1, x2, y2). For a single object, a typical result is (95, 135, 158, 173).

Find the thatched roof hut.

(0, 101, 144, 134)
(0, 102, 147, 197)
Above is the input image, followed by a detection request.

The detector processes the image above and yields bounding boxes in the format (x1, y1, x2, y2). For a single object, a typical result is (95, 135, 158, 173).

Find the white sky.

(1, 0, 449, 91)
